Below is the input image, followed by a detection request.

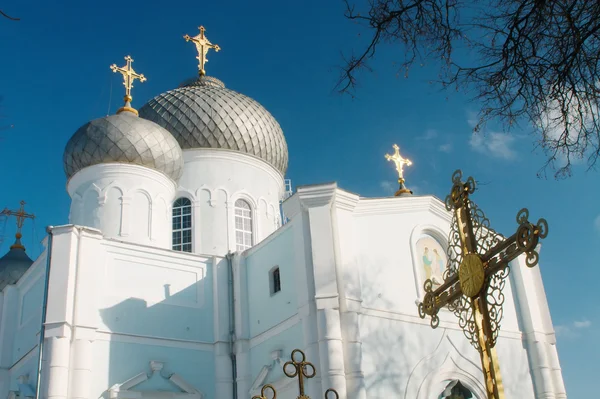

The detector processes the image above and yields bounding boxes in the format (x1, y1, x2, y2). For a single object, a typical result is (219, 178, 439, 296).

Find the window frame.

(234, 199, 253, 251)
(270, 266, 281, 295)
(172, 197, 193, 253)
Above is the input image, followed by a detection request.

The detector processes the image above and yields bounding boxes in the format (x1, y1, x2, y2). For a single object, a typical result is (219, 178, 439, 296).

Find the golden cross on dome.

(1, 200, 35, 250)
(385, 144, 412, 182)
(184, 26, 220, 76)
(110, 55, 146, 113)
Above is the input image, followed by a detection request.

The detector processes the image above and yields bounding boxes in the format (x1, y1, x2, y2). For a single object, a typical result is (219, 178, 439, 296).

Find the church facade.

(0, 27, 566, 399)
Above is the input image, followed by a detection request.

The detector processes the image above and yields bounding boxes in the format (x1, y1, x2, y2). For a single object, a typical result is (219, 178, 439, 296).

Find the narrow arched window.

(270, 266, 281, 295)
(234, 199, 253, 251)
(172, 197, 192, 252)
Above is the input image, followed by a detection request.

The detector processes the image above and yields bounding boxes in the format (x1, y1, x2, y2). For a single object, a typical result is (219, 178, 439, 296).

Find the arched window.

(234, 199, 253, 251)
(439, 380, 474, 399)
(270, 266, 281, 295)
(172, 197, 192, 252)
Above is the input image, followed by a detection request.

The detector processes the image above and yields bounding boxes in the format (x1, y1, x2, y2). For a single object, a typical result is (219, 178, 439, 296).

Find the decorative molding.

(108, 361, 203, 399)
(249, 350, 288, 393)
(354, 196, 451, 221)
(67, 163, 177, 196)
(95, 331, 214, 351)
(296, 182, 338, 209)
(404, 331, 487, 399)
(409, 224, 451, 299)
(360, 306, 523, 340)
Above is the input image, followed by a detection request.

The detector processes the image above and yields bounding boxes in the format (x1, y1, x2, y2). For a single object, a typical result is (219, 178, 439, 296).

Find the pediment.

(108, 361, 203, 399)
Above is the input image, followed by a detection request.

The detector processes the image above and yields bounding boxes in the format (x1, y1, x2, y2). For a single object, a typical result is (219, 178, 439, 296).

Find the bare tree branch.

(340, 0, 600, 178)
(0, 9, 19, 21)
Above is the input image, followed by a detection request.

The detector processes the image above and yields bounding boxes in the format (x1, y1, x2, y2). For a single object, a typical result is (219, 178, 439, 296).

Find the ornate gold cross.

(385, 144, 412, 182)
(252, 384, 277, 399)
(1, 200, 35, 250)
(184, 26, 220, 76)
(385, 144, 413, 196)
(256, 349, 339, 399)
(110, 55, 146, 113)
(417, 170, 548, 399)
(284, 349, 316, 399)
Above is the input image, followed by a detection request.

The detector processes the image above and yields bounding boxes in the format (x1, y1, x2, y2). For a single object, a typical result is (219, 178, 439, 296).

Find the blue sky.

(0, 0, 597, 396)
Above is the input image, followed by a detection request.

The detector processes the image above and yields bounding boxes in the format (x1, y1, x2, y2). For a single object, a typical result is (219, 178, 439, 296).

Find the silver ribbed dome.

(63, 111, 184, 181)
(138, 76, 288, 174)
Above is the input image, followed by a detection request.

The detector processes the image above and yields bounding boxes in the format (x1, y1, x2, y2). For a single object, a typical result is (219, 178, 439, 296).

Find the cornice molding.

(354, 195, 451, 221)
(67, 163, 177, 195)
(296, 182, 338, 209)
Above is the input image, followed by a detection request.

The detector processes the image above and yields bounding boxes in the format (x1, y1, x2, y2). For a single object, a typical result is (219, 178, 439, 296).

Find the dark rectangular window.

(272, 267, 281, 294)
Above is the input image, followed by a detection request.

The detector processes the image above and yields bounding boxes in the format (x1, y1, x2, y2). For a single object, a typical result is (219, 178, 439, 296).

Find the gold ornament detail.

(416, 170, 548, 399)
(110, 55, 146, 115)
(1, 200, 35, 250)
(184, 26, 220, 76)
(385, 144, 413, 196)
(255, 349, 339, 399)
(459, 253, 485, 298)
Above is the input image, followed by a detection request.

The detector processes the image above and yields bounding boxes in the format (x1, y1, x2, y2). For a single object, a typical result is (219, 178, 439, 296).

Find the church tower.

(63, 56, 184, 248)
(139, 26, 288, 256)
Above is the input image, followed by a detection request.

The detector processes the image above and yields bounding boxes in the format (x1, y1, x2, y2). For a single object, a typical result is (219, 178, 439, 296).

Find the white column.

(340, 312, 366, 399)
(301, 307, 321, 399)
(316, 309, 346, 398)
(192, 199, 202, 253)
(0, 287, 18, 399)
(120, 196, 131, 237)
(69, 336, 93, 399)
(511, 255, 566, 399)
(214, 343, 233, 399)
(234, 342, 251, 399)
(548, 343, 567, 398)
(42, 336, 71, 399)
(226, 201, 234, 252)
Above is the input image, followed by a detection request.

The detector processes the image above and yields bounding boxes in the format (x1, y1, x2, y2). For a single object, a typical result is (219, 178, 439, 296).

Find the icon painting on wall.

(416, 235, 448, 290)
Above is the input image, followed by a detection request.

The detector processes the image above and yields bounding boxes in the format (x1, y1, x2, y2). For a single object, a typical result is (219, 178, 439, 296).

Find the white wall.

(0, 240, 48, 398)
(67, 164, 177, 249)
(175, 149, 284, 256)
(267, 182, 567, 399)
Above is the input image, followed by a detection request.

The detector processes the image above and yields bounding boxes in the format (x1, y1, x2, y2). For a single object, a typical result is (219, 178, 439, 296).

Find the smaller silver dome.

(0, 237, 33, 291)
(64, 111, 184, 181)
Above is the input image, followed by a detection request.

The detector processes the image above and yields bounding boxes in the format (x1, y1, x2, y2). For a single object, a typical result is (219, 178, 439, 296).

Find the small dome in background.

(63, 112, 184, 181)
(139, 75, 289, 175)
(0, 234, 33, 291)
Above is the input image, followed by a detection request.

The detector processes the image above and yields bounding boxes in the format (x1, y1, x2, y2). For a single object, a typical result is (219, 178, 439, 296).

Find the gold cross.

(417, 170, 548, 399)
(110, 55, 146, 106)
(184, 26, 220, 76)
(252, 384, 277, 399)
(283, 349, 316, 399)
(1, 200, 35, 250)
(257, 349, 339, 399)
(385, 144, 412, 182)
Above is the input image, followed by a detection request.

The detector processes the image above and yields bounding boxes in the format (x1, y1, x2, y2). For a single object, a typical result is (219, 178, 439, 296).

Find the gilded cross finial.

(283, 349, 316, 399)
(385, 144, 413, 196)
(1, 200, 35, 250)
(110, 55, 146, 115)
(184, 26, 220, 76)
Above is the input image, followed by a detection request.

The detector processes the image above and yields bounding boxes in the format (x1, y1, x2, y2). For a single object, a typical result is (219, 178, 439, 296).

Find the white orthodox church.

(0, 27, 567, 399)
